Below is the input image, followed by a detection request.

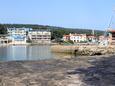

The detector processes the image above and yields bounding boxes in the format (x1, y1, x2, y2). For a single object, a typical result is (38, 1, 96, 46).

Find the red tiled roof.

(108, 30, 115, 32)
(87, 36, 96, 38)
(71, 34, 86, 36)
(63, 35, 70, 37)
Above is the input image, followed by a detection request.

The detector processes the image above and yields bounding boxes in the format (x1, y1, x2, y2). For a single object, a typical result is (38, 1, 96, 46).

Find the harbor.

(1, 0, 115, 86)
(0, 45, 74, 61)
(0, 28, 114, 86)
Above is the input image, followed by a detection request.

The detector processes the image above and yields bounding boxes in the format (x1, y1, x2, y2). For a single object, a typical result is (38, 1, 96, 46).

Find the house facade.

(87, 36, 97, 43)
(28, 30, 51, 44)
(70, 33, 87, 42)
(63, 35, 70, 41)
(108, 29, 115, 45)
(63, 33, 87, 42)
(7, 28, 32, 44)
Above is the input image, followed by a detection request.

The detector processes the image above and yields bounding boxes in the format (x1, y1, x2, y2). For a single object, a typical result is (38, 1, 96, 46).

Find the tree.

(51, 29, 69, 40)
(0, 24, 7, 34)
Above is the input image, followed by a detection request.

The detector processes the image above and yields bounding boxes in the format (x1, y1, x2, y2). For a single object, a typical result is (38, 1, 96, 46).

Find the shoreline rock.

(51, 45, 115, 56)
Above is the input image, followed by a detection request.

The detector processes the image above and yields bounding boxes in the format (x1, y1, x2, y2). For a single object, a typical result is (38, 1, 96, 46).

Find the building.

(87, 36, 97, 43)
(99, 35, 105, 41)
(108, 29, 115, 45)
(7, 28, 32, 44)
(70, 33, 87, 42)
(63, 35, 70, 41)
(63, 33, 87, 43)
(7, 28, 51, 44)
(28, 30, 51, 44)
(98, 35, 109, 46)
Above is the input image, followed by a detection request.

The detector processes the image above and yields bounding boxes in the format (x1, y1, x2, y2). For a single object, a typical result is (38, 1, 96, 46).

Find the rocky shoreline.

(51, 45, 115, 56)
(0, 54, 115, 86)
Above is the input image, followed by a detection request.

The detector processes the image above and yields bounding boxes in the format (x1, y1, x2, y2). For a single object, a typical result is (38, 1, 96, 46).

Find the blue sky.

(0, 0, 115, 30)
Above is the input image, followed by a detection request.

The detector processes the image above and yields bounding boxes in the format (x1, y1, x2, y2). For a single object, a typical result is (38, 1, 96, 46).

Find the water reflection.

(0, 45, 73, 61)
(26, 45, 52, 60)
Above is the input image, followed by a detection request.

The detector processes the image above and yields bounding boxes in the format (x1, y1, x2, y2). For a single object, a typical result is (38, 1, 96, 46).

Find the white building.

(87, 36, 97, 43)
(69, 33, 87, 42)
(28, 30, 51, 44)
(7, 28, 32, 44)
(63, 33, 87, 43)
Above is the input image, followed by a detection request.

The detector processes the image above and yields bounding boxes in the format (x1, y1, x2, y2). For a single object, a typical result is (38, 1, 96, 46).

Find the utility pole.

(92, 29, 95, 35)
(108, 8, 115, 29)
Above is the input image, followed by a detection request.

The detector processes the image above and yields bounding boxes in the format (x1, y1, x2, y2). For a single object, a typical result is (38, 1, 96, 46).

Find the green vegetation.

(63, 40, 74, 45)
(0, 24, 7, 34)
(79, 41, 88, 43)
(0, 24, 104, 40)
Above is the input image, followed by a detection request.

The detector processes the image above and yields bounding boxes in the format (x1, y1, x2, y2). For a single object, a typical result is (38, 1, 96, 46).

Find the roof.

(70, 34, 86, 36)
(63, 35, 70, 37)
(108, 29, 115, 32)
(87, 36, 96, 38)
(7, 27, 32, 31)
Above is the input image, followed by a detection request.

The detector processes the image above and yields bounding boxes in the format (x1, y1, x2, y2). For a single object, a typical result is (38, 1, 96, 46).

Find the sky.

(0, 0, 115, 30)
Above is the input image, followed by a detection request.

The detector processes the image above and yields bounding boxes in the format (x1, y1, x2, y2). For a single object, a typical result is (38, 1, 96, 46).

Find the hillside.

(0, 24, 104, 40)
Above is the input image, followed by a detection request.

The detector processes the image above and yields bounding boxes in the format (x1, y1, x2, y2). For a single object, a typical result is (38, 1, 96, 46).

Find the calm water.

(0, 45, 73, 61)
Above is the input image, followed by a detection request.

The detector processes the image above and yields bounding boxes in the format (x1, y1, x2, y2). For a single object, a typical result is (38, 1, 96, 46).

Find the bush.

(80, 41, 88, 43)
(68, 40, 74, 44)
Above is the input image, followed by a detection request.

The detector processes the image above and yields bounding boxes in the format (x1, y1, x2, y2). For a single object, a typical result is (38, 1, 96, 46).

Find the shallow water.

(0, 45, 73, 61)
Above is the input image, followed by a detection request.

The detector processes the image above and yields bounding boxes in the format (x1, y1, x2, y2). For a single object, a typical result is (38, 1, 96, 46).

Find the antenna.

(108, 15, 113, 29)
(108, 8, 115, 29)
